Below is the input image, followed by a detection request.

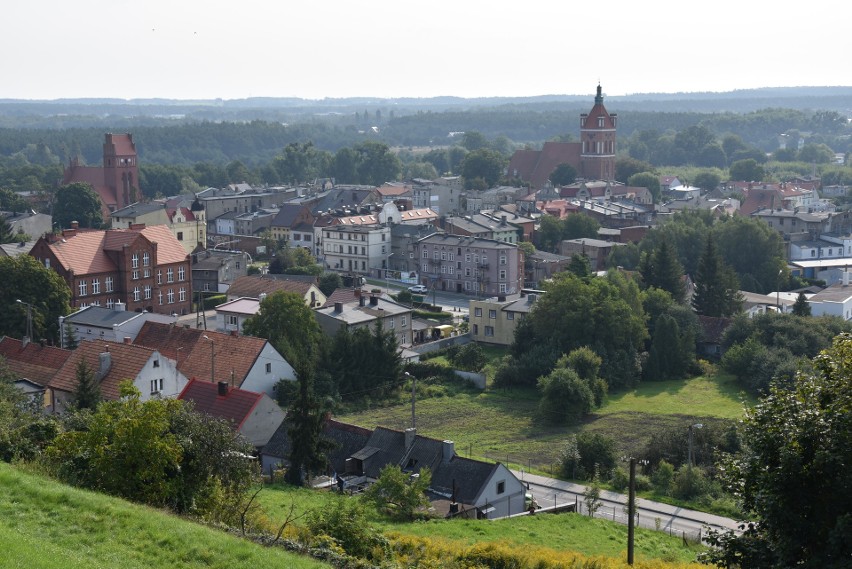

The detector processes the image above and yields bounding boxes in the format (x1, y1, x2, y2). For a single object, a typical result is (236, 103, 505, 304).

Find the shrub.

(652, 460, 675, 496)
(672, 465, 709, 500)
(305, 496, 387, 560)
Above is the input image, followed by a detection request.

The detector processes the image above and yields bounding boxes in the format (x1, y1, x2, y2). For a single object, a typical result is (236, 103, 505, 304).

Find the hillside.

(0, 463, 327, 569)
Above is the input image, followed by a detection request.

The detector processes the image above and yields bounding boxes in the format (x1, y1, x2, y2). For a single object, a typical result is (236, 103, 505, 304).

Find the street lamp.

(202, 335, 215, 383)
(688, 423, 704, 468)
(16, 299, 33, 342)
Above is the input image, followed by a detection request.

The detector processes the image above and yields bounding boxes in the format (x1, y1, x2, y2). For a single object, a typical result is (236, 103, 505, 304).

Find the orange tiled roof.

(139, 225, 190, 265)
(0, 337, 72, 386)
(133, 322, 266, 385)
(48, 340, 159, 400)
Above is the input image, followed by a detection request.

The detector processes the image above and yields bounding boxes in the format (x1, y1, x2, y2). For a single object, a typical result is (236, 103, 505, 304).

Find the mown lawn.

(257, 484, 705, 565)
(0, 464, 328, 569)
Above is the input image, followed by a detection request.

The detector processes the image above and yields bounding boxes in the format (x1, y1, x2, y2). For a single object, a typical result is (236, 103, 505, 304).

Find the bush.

(201, 294, 227, 310)
(672, 465, 710, 500)
(306, 497, 387, 560)
(652, 460, 675, 496)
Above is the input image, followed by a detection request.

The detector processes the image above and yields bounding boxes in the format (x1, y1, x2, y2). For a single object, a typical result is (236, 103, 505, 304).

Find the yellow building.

(468, 293, 539, 346)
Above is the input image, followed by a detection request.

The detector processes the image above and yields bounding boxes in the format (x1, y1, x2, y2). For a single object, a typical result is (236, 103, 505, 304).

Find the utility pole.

(688, 423, 703, 468)
(16, 299, 33, 343)
(406, 371, 416, 428)
(625, 456, 648, 565)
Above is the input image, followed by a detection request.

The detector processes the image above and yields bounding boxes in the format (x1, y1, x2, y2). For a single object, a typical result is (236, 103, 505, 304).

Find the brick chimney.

(217, 381, 229, 396)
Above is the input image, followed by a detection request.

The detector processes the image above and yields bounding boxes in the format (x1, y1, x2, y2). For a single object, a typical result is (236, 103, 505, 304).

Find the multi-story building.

(190, 249, 250, 294)
(414, 234, 522, 296)
(322, 224, 391, 276)
(315, 290, 413, 347)
(269, 204, 316, 247)
(30, 224, 191, 315)
(469, 293, 539, 346)
(111, 198, 206, 254)
(410, 179, 461, 215)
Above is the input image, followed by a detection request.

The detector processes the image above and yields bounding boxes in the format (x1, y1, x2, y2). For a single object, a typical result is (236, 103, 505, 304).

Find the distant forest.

(0, 87, 849, 192)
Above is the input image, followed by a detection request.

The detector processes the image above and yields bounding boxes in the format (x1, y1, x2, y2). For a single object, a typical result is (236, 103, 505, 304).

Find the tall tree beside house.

(644, 314, 688, 381)
(639, 241, 686, 303)
(692, 235, 743, 317)
(242, 291, 324, 374)
(792, 292, 811, 316)
(321, 320, 402, 400)
(285, 357, 335, 487)
(73, 359, 101, 410)
(0, 255, 71, 344)
(0, 215, 15, 244)
(53, 182, 103, 229)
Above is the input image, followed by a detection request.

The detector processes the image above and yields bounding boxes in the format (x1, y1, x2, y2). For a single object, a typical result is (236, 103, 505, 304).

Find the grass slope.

(258, 484, 705, 565)
(0, 463, 327, 569)
(336, 373, 754, 473)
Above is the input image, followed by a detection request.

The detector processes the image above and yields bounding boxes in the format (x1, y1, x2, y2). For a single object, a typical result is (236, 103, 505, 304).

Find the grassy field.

(0, 463, 327, 569)
(257, 483, 705, 565)
(336, 369, 755, 475)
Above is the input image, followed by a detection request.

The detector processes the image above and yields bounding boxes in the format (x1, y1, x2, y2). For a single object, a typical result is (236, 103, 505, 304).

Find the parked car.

(408, 284, 428, 293)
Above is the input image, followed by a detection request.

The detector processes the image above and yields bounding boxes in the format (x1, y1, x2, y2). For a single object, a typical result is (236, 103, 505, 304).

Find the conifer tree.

(640, 241, 686, 303)
(73, 359, 101, 410)
(692, 236, 742, 317)
(285, 354, 335, 486)
(791, 292, 811, 316)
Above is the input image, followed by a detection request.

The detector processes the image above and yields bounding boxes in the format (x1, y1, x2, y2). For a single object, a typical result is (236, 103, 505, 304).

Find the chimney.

(334, 302, 344, 313)
(369, 295, 379, 306)
(123, 336, 131, 344)
(98, 351, 112, 381)
(62, 228, 77, 238)
(259, 292, 267, 302)
(217, 381, 229, 396)
(844, 272, 850, 287)
(130, 223, 146, 231)
(442, 440, 455, 462)
(359, 295, 366, 307)
(115, 301, 126, 311)
(71, 220, 79, 229)
(404, 427, 416, 450)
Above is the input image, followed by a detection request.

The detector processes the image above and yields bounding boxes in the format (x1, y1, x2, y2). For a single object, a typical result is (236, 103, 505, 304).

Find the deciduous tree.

(0, 254, 71, 344)
(54, 182, 103, 229)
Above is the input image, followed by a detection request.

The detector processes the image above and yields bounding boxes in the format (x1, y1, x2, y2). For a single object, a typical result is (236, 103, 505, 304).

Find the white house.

(807, 281, 852, 320)
(59, 305, 176, 348)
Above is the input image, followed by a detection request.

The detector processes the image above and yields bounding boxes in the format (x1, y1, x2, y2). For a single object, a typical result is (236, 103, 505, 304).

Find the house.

(30, 224, 191, 315)
(659, 176, 682, 194)
(506, 85, 617, 187)
(46, 339, 187, 414)
(469, 293, 538, 346)
(61, 133, 140, 216)
(0, 336, 72, 409)
(410, 179, 461, 215)
(111, 198, 206, 254)
(559, 238, 625, 272)
(321, 224, 391, 277)
(132, 321, 295, 397)
(58, 305, 176, 348)
(415, 233, 522, 296)
(315, 290, 413, 347)
(807, 282, 852, 320)
(269, 204, 315, 247)
(215, 297, 260, 334)
(226, 274, 326, 307)
(1, 210, 52, 240)
(0, 240, 37, 258)
(178, 379, 284, 448)
(263, 421, 526, 519)
(696, 316, 732, 359)
(525, 250, 571, 288)
(190, 249, 250, 294)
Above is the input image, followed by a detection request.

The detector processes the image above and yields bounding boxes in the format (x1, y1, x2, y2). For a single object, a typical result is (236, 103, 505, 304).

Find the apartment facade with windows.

(30, 224, 191, 315)
(414, 234, 522, 296)
(468, 293, 538, 346)
(322, 224, 391, 276)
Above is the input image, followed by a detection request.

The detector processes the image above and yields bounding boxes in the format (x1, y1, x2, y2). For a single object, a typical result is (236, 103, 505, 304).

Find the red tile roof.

(133, 322, 266, 385)
(177, 378, 263, 429)
(139, 225, 189, 265)
(48, 340, 159, 400)
(0, 337, 72, 386)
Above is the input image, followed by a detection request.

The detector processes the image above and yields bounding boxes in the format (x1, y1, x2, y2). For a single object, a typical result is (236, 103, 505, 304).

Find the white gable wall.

(240, 342, 296, 397)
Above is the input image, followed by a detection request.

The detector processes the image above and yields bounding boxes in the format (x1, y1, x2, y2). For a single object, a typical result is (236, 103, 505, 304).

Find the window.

(485, 326, 494, 337)
(497, 480, 505, 494)
(489, 309, 497, 319)
(144, 285, 152, 300)
(142, 252, 150, 266)
(811, 250, 816, 257)
(157, 270, 162, 285)
(473, 324, 479, 335)
(179, 287, 186, 302)
(92, 278, 100, 294)
(465, 267, 471, 277)
(132, 269, 140, 280)
(131, 253, 139, 268)
(158, 291, 163, 305)
(227, 315, 238, 326)
(401, 316, 407, 327)
(499, 283, 507, 293)
(448, 266, 454, 275)
(499, 270, 507, 280)
(167, 268, 174, 283)
(506, 312, 514, 320)
(500, 255, 507, 265)
(167, 289, 175, 304)
(433, 251, 439, 260)
(389, 318, 395, 328)
(422, 250, 428, 258)
(133, 286, 141, 302)
(474, 307, 482, 317)
(422, 263, 428, 272)
(441, 251, 447, 260)
(78, 280, 87, 296)
(465, 281, 471, 291)
(44, 258, 50, 269)
(177, 231, 184, 241)
(153, 359, 160, 368)
(465, 254, 471, 262)
(265, 362, 272, 373)
(150, 378, 163, 394)
(144, 268, 150, 278)
(178, 266, 186, 281)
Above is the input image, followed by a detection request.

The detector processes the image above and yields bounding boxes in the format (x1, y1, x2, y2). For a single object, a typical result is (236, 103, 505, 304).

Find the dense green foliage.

(704, 334, 852, 568)
(320, 321, 403, 401)
(0, 254, 71, 343)
(363, 464, 432, 521)
(54, 182, 104, 229)
(691, 235, 742, 317)
(72, 359, 100, 410)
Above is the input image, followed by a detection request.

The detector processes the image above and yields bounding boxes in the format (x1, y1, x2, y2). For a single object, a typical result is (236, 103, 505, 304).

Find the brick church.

(506, 85, 617, 188)
(62, 133, 139, 217)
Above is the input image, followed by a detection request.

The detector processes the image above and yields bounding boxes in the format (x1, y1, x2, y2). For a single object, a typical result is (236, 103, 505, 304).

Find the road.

(514, 470, 741, 541)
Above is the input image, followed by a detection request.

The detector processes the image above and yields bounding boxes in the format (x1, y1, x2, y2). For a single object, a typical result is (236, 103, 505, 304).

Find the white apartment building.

(322, 224, 391, 276)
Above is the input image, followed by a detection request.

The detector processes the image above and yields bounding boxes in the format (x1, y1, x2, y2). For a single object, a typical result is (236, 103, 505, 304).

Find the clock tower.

(580, 85, 617, 181)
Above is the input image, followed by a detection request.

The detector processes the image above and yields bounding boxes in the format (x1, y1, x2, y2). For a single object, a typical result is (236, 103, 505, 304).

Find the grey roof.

(0, 240, 36, 258)
(262, 418, 373, 475)
(64, 306, 142, 327)
(361, 427, 408, 478)
(417, 233, 517, 250)
(430, 456, 498, 505)
(503, 296, 539, 313)
(271, 204, 309, 228)
(808, 283, 852, 303)
(315, 297, 411, 325)
(111, 202, 165, 218)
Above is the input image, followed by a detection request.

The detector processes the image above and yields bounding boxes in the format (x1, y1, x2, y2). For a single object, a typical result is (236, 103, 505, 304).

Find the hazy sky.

(4, 0, 849, 101)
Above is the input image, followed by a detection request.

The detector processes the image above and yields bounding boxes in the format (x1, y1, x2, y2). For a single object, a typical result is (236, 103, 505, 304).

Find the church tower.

(102, 133, 139, 211)
(579, 85, 617, 181)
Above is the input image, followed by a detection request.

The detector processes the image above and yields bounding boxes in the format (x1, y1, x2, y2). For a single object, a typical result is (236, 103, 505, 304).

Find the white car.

(408, 284, 428, 293)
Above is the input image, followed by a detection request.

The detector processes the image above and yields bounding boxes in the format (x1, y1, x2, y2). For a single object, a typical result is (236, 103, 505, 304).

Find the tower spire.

(595, 83, 603, 104)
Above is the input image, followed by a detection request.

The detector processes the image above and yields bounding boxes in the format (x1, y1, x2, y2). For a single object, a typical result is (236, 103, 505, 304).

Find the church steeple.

(579, 84, 617, 181)
(595, 83, 603, 104)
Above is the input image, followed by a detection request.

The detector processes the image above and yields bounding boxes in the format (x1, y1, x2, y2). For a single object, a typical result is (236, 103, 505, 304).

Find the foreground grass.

(258, 484, 705, 565)
(0, 463, 327, 569)
(336, 372, 751, 473)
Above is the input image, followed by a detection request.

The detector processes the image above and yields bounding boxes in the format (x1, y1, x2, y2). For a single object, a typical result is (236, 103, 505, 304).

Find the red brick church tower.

(62, 133, 139, 217)
(579, 84, 617, 181)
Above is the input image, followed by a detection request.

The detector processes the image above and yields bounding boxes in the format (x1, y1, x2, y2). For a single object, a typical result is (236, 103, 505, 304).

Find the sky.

(3, 0, 850, 101)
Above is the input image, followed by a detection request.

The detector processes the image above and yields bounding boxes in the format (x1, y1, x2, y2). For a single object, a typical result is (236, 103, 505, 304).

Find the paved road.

(514, 470, 741, 540)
